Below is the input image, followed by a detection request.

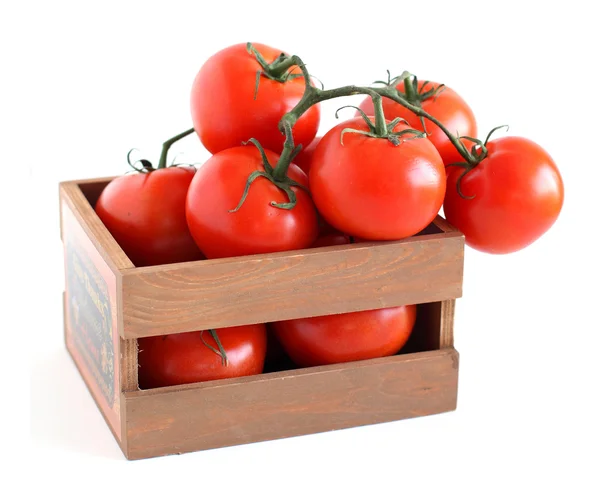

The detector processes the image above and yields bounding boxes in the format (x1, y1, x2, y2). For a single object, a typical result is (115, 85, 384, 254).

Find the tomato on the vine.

(271, 305, 417, 367)
(138, 324, 267, 388)
(358, 79, 476, 165)
(186, 145, 318, 259)
(444, 136, 564, 254)
(190, 43, 320, 155)
(95, 167, 204, 266)
(309, 116, 445, 240)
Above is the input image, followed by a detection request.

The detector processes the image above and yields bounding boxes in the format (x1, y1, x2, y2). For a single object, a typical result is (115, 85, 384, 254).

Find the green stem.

(370, 94, 388, 136)
(157, 128, 195, 169)
(402, 75, 418, 102)
(268, 56, 299, 79)
(272, 120, 297, 180)
(276, 82, 475, 165)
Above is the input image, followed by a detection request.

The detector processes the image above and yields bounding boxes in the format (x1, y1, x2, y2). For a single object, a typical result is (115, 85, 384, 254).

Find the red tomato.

(293, 136, 321, 175)
(138, 324, 267, 388)
(309, 117, 445, 240)
(95, 167, 204, 266)
(186, 146, 319, 258)
(190, 43, 320, 154)
(444, 137, 564, 254)
(358, 80, 476, 165)
(271, 305, 417, 367)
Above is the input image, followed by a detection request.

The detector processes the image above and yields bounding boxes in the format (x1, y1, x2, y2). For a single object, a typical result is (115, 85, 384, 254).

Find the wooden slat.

(440, 299, 456, 348)
(121, 233, 464, 338)
(124, 348, 459, 460)
(433, 215, 459, 233)
(59, 181, 134, 272)
(119, 337, 139, 454)
(120, 338, 139, 392)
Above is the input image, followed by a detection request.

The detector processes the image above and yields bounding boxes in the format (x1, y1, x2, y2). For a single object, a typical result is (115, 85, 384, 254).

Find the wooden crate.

(59, 177, 464, 460)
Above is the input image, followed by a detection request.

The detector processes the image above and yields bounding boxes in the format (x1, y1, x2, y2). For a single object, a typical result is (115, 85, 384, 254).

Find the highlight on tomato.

(190, 42, 320, 155)
(443, 133, 564, 254)
(271, 305, 417, 367)
(309, 109, 446, 241)
(138, 324, 267, 389)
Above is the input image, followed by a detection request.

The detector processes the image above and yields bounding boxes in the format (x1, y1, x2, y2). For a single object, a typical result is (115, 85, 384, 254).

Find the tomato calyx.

(337, 100, 426, 146)
(398, 73, 446, 106)
(229, 137, 310, 212)
(446, 125, 510, 199)
(246, 42, 308, 99)
(200, 329, 229, 366)
(373, 71, 446, 135)
(124, 128, 196, 173)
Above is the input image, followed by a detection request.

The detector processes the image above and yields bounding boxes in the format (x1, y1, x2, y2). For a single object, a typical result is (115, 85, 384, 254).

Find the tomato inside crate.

(136, 302, 445, 389)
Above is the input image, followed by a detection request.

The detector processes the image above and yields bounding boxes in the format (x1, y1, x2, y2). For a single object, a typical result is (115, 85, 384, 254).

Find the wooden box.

(59, 177, 464, 460)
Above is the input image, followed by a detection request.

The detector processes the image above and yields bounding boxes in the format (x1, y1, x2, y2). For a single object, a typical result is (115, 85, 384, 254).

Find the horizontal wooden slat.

(121, 232, 464, 338)
(124, 348, 459, 460)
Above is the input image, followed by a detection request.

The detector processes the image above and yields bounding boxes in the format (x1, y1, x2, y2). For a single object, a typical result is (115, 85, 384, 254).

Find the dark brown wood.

(120, 232, 464, 338)
(124, 348, 459, 460)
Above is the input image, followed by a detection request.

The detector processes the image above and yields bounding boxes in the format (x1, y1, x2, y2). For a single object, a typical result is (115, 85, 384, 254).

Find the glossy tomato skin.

(309, 117, 445, 240)
(191, 43, 320, 155)
(358, 81, 476, 165)
(293, 136, 322, 175)
(138, 324, 267, 389)
(444, 137, 564, 254)
(271, 305, 417, 367)
(186, 146, 319, 259)
(95, 167, 204, 266)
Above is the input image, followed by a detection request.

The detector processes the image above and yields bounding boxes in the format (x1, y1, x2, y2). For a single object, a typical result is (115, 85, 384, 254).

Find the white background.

(4, 0, 598, 493)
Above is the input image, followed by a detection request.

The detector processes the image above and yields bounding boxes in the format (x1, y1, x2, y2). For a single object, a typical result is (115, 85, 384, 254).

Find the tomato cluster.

(94, 42, 564, 388)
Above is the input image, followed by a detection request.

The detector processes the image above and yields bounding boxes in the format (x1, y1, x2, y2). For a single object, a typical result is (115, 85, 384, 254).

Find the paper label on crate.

(62, 201, 121, 440)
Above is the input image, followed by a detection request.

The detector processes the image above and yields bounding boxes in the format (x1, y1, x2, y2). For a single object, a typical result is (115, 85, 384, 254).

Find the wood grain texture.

(121, 231, 464, 338)
(119, 337, 139, 454)
(440, 299, 456, 348)
(59, 181, 134, 272)
(124, 348, 459, 460)
(77, 177, 114, 208)
(120, 338, 138, 392)
(433, 215, 459, 233)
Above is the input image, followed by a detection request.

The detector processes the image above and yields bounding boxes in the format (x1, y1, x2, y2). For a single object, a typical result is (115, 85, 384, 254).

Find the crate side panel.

(122, 234, 464, 338)
(124, 348, 459, 460)
(61, 200, 123, 442)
